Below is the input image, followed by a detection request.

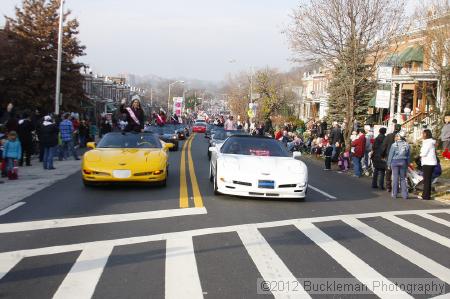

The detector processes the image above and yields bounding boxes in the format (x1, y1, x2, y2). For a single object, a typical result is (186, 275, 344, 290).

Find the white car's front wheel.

(213, 166, 220, 195)
(209, 163, 213, 182)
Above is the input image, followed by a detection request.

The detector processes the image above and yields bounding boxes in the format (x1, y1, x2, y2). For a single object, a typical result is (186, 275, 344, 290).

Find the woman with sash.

(120, 96, 145, 132)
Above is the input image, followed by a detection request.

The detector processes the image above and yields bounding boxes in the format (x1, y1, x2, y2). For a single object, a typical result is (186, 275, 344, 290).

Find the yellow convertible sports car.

(82, 132, 173, 187)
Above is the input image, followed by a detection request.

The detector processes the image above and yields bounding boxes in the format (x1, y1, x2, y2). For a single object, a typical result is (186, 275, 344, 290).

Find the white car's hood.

(218, 154, 307, 178)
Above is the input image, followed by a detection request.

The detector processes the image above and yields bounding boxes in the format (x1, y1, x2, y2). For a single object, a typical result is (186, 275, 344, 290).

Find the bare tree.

(286, 0, 406, 138)
(254, 68, 297, 120)
(223, 72, 250, 119)
(414, 0, 450, 119)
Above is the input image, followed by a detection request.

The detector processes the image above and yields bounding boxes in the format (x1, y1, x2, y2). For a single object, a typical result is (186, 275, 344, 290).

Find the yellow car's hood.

(85, 148, 165, 166)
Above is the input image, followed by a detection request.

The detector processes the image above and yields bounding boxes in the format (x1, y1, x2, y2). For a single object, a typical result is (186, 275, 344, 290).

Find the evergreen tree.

(1, 0, 86, 113)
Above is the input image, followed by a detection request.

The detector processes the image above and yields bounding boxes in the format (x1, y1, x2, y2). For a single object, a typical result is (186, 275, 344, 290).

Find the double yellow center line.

(179, 134, 204, 208)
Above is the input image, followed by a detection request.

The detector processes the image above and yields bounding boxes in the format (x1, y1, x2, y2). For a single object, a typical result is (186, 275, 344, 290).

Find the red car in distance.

(192, 122, 207, 133)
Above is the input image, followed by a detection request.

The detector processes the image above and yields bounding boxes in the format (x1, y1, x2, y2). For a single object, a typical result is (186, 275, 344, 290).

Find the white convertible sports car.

(209, 135, 308, 199)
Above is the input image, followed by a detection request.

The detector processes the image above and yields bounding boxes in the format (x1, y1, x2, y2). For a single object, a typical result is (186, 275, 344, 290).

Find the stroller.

(407, 165, 423, 192)
(407, 157, 442, 192)
(362, 151, 373, 177)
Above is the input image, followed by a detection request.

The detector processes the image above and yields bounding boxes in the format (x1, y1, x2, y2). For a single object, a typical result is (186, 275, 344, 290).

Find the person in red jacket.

(351, 128, 366, 177)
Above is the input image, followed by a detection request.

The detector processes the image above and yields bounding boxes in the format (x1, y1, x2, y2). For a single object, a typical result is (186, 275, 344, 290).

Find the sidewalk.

(302, 153, 450, 204)
(0, 158, 81, 211)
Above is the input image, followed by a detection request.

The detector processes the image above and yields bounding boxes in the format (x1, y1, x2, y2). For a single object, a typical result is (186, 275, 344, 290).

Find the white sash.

(126, 107, 140, 125)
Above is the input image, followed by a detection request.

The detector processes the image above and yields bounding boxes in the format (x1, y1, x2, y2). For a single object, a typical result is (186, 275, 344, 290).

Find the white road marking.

(237, 226, 310, 299)
(382, 215, 450, 248)
(165, 236, 203, 299)
(342, 217, 450, 284)
(0, 202, 26, 217)
(0, 209, 449, 259)
(0, 209, 449, 298)
(418, 213, 450, 227)
(0, 254, 22, 280)
(52, 245, 113, 299)
(308, 185, 337, 199)
(295, 221, 412, 299)
(0, 207, 207, 234)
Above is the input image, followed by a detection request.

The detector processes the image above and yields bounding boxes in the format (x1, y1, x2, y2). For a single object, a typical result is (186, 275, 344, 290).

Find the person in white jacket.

(419, 129, 437, 200)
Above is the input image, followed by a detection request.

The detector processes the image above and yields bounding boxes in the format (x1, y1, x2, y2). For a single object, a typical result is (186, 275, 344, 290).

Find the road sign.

(377, 66, 393, 81)
(375, 90, 390, 109)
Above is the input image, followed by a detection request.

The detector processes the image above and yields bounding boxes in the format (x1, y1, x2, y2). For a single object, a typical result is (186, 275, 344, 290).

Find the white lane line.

(0, 207, 207, 234)
(52, 245, 113, 299)
(342, 217, 450, 285)
(295, 221, 412, 299)
(0, 254, 22, 280)
(165, 236, 203, 299)
(237, 226, 310, 299)
(0, 202, 26, 217)
(1, 209, 449, 259)
(382, 215, 450, 249)
(308, 185, 337, 199)
(419, 213, 450, 227)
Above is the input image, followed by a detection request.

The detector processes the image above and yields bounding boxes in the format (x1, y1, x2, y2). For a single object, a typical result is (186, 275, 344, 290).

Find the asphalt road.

(0, 133, 449, 299)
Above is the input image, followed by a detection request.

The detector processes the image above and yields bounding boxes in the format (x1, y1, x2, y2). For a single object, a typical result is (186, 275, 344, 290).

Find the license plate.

(113, 170, 131, 178)
(258, 180, 275, 189)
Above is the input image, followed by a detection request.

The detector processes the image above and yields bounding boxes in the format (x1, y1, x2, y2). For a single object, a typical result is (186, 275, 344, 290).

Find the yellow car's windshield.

(97, 133, 162, 149)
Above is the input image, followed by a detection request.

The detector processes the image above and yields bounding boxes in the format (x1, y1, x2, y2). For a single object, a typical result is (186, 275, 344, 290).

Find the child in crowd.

(0, 126, 7, 177)
(338, 145, 351, 172)
(324, 143, 333, 170)
(311, 136, 324, 157)
(2, 131, 21, 180)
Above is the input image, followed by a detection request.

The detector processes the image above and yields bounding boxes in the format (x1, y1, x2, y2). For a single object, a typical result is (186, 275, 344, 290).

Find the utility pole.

(150, 88, 153, 107)
(55, 0, 64, 115)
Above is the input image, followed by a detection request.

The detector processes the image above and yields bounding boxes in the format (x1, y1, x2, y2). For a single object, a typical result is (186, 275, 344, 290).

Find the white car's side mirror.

(293, 151, 302, 159)
(209, 147, 216, 153)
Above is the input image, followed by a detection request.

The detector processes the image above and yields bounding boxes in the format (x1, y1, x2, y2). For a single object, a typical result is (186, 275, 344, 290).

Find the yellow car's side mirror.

(164, 143, 174, 150)
(87, 142, 96, 149)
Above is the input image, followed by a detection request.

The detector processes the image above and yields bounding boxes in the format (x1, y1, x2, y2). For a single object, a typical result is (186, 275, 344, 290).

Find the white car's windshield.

(213, 130, 247, 140)
(221, 136, 289, 157)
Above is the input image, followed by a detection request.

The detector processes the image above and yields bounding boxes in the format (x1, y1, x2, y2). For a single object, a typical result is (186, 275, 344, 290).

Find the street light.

(168, 80, 184, 114)
(55, 0, 64, 115)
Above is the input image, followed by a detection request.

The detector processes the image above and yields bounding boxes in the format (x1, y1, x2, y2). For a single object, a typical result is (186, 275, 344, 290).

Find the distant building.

(299, 67, 331, 121)
(80, 71, 146, 122)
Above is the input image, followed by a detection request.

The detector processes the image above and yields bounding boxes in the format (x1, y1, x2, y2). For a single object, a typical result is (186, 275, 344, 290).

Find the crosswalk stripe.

(418, 213, 450, 227)
(294, 221, 413, 299)
(0, 202, 26, 217)
(165, 236, 203, 299)
(0, 207, 207, 234)
(382, 215, 450, 248)
(342, 217, 450, 285)
(1, 210, 449, 259)
(237, 226, 310, 298)
(52, 245, 113, 299)
(0, 254, 22, 280)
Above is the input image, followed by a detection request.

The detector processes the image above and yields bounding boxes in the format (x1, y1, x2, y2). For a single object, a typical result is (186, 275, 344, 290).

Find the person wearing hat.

(381, 123, 402, 192)
(120, 96, 145, 132)
(371, 127, 387, 189)
(387, 130, 410, 199)
(40, 116, 59, 170)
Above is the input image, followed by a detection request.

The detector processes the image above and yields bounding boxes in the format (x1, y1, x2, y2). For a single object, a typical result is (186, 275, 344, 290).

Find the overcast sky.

(1, 0, 418, 82)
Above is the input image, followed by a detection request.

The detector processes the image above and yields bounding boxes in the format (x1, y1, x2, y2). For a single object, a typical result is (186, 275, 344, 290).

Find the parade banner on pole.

(173, 97, 183, 116)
